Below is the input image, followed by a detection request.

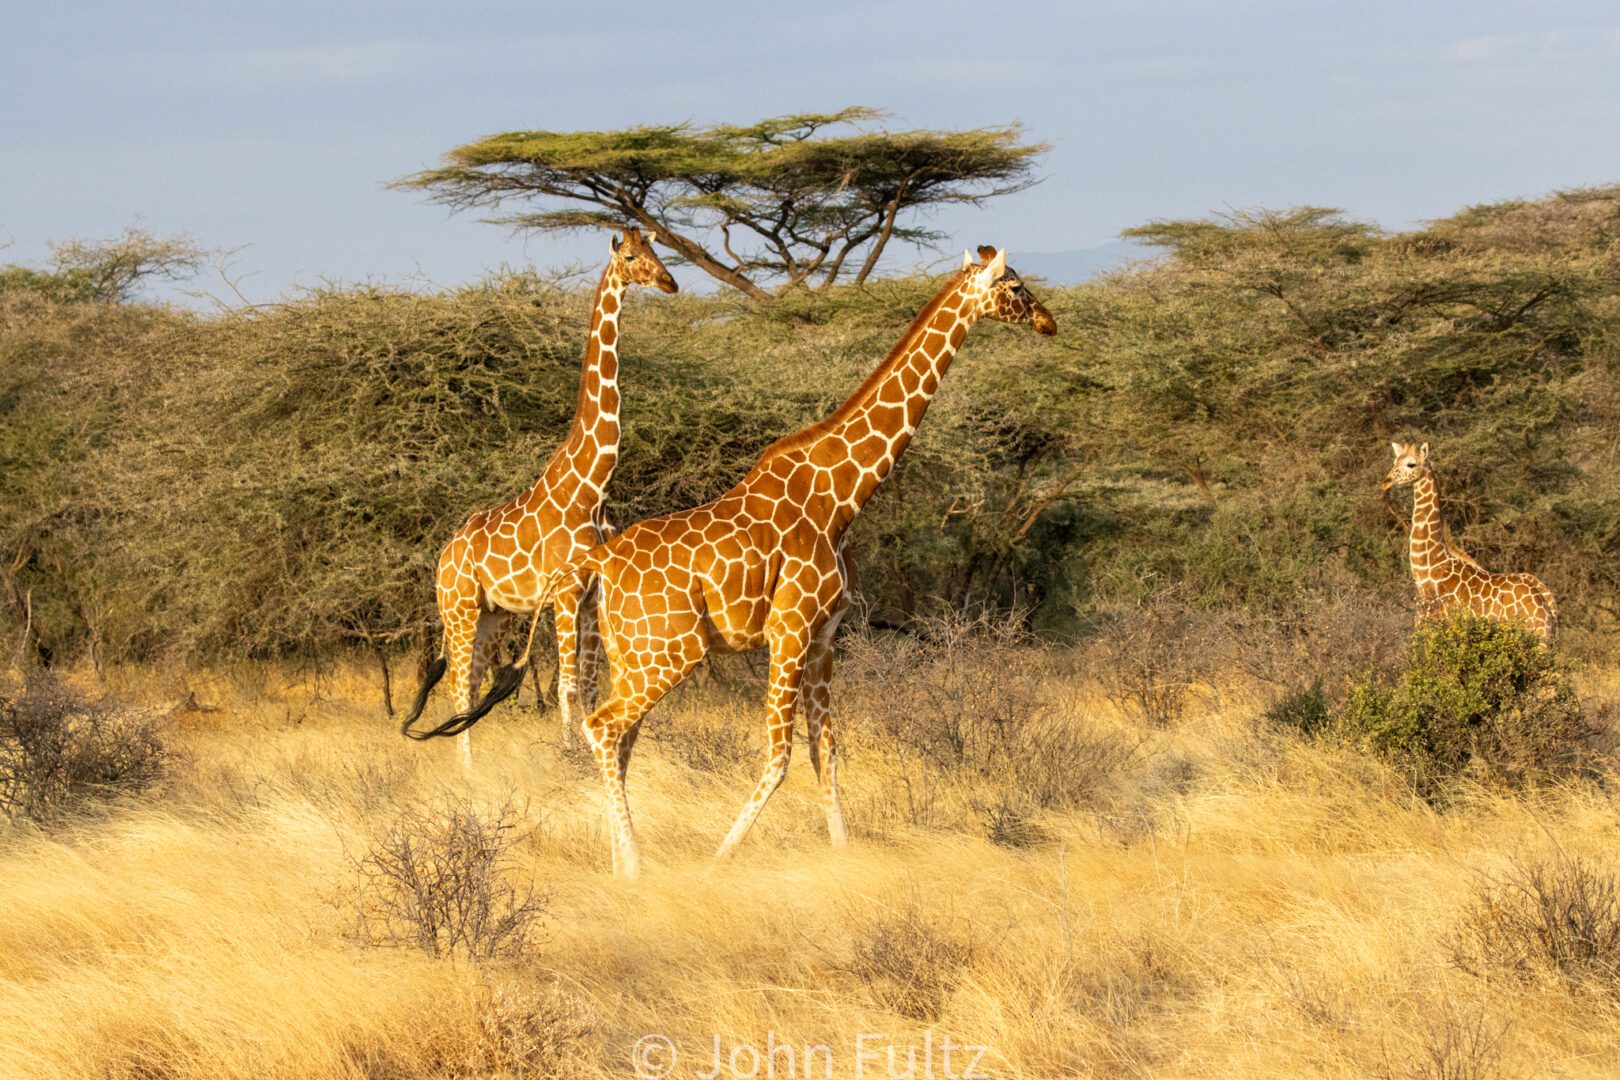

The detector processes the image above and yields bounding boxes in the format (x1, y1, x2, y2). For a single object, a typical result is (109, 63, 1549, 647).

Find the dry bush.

(840, 610, 1135, 839)
(1234, 592, 1409, 690)
(843, 895, 974, 1021)
(347, 793, 549, 960)
(649, 688, 759, 778)
(341, 978, 598, 1080)
(0, 671, 169, 825)
(1382, 1003, 1506, 1080)
(842, 609, 1047, 768)
(1451, 852, 1620, 996)
(1086, 597, 1218, 727)
(450, 979, 597, 1080)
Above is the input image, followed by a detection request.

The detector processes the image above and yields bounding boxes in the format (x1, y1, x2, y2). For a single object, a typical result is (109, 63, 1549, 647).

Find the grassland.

(4, 185, 1620, 1079)
(1, 651, 1616, 1079)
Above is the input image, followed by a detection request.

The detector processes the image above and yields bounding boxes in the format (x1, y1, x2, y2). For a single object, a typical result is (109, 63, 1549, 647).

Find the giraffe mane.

(1439, 515, 1485, 571)
(1425, 464, 1486, 571)
(753, 267, 974, 462)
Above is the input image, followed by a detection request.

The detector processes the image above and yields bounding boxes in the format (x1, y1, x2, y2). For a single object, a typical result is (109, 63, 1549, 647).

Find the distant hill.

(1012, 238, 1159, 284)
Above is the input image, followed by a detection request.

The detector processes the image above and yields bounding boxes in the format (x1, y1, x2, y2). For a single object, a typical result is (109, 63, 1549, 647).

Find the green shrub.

(7, 185, 1620, 668)
(1264, 679, 1332, 737)
(1338, 613, 1590, 790)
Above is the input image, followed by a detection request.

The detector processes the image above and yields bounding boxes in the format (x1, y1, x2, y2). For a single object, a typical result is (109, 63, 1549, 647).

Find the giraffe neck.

(800, 273, 979, 526)
(1409, 470, 1454, 585)
(536, 264, 626, 502)
(574, 264, 625, 454)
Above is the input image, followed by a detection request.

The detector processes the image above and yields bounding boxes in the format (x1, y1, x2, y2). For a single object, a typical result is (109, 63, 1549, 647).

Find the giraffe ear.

(973, 249, 1006, 288)
(1391, 441, 1402, 458)
(1419, 442, 1430, 462)
(609, 233, 622, 253)
(962, 249, 973, 271)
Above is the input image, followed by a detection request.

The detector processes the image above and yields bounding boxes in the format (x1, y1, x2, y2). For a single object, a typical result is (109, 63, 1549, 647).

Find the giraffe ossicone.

(399, 227, 678, 766)
(453, 245, 1056, 877)
(1382, 440, 1557, 639)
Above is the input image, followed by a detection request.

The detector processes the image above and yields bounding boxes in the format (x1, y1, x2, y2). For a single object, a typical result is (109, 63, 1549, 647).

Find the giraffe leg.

(715, 627, 810, 861)
(553, 579, 587, 747)
(571, 576, 605, 748)
(802, 616, 848, 847)
(440, 596, 483, 774)
(584, 617, 708, 878)
(459, 607, 515, 772)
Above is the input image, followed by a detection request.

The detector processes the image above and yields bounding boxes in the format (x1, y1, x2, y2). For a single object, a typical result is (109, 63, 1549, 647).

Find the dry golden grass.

(1, 659, 1617, 1079)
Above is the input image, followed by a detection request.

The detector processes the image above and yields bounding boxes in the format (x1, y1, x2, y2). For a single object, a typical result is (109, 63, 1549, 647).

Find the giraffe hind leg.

(446, 607, 528, 751)
(716, 627, 810, 860)
(554, 579, 588, 745)
(802, 620, 847, 847)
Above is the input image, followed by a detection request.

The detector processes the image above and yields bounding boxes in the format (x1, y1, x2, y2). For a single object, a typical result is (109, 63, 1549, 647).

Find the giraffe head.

(609, 227, 678, 294)
(961, 245, 1057, 336)
(1381, 440, 1432, 491)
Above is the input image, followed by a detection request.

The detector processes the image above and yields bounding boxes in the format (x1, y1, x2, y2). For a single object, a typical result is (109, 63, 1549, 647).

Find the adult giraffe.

(1382, 441, 1557, 639)
(400, 228, 677, 767)
(427, 246, 1055, 875)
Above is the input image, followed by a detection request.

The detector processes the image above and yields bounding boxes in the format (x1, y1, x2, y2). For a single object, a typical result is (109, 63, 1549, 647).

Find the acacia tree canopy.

(394, 107, 1047, 300)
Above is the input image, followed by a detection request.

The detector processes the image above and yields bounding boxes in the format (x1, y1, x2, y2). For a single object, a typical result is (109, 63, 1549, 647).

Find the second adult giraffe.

(401, 228, 677, 766)
(1382, 440, 1557, 639)
(440, 246, 1055, 875)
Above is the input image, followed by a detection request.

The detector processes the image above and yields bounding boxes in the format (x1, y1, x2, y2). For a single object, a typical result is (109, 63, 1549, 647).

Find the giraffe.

(417, 246, 1056, 875)
(399, 227, 677, 767)
(1381, 441, 1557, 639)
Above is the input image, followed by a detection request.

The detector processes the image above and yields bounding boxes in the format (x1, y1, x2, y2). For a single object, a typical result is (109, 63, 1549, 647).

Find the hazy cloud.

(1448, 26, 1620, 64)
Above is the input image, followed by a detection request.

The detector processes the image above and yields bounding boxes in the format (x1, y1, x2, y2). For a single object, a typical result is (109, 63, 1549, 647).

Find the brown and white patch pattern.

(1382, 441, 1557, 639)
(431, 228, 677, 767)
(541, 247, 1057, 876)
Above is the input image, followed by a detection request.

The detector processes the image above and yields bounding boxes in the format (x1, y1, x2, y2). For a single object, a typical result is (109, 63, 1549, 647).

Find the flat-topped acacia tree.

(394, 107, 1046, 300)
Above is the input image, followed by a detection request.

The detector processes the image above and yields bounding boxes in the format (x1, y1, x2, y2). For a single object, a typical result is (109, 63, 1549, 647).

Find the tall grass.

(0, 654, 1615, 1078)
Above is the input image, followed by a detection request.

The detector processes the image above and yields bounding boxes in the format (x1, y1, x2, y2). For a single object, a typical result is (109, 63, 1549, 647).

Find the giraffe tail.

(404, 557, 593, 741)
(398, 648, 449, 738)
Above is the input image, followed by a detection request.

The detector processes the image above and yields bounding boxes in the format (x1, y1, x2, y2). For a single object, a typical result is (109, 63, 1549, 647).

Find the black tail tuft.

(398, 655, 448, 737)
(402, 661, 528, 741)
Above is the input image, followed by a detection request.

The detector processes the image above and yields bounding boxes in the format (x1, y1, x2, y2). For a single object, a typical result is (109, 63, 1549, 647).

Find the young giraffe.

(1382, 441, 1557, 639)
(433, 246, 1055, 876)
(400, 228, 677, 766)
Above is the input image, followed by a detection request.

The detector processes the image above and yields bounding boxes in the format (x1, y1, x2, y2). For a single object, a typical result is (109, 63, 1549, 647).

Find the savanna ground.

(2, 616, 1618, 1080)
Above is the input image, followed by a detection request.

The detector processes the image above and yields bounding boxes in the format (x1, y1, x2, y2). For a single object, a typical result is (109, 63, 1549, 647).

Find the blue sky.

(3, 1, 1618, 302)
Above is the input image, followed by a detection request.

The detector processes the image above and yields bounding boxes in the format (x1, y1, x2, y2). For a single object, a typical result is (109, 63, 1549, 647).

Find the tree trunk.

(852, 181, 909, 286)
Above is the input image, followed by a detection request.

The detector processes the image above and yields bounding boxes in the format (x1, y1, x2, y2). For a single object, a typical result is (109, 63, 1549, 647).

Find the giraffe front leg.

(716, 629, 808, 861)
(584, 697, 644, 878)
(553, 579, 586, 748)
